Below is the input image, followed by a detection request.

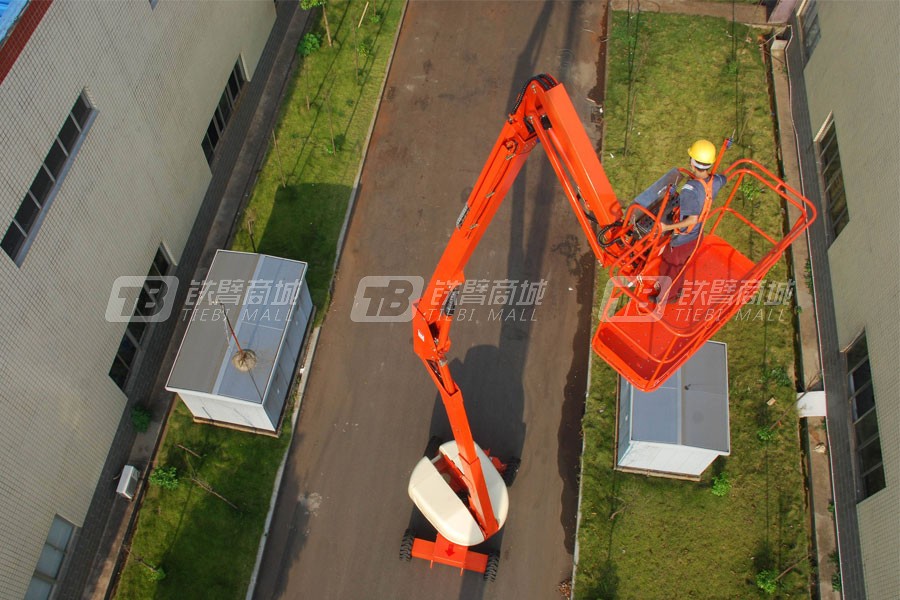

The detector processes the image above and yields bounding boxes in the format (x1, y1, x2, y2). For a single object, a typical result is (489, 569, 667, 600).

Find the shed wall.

(619, 442, 718, 477)
(263, 283, 312, 427)
(178, 391, 272, 432)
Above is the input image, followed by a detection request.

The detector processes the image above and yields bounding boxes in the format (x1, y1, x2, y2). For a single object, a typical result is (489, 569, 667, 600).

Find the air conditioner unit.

(116, 465, 140, 500)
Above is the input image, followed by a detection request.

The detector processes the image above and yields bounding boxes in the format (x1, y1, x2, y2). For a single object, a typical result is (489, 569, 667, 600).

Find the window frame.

(2, 90, 96, 265)
(109, 245, 174, 391)
(202, 58, 246, 166)
(845, 333, 886, 500)
(798, 0, 821, 59)
(814, 116, 849, 243)
(26, 515, 76, 600)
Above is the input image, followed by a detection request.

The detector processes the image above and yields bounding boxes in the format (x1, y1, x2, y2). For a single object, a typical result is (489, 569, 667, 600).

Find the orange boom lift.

(403, 74, 815, 578)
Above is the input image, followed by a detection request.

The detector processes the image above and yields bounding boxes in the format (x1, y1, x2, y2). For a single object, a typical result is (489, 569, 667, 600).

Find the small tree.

(298, 32, 321, 57)
(300, 0, 332, 47)
(711, 472, 731, 497)
(297, 33, 321, 112)
(755, 569, 778, 594)
(149, 466, 179, 490)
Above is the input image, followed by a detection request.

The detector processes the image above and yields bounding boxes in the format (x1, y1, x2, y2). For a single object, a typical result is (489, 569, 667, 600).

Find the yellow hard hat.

(688, 139, 717, 166)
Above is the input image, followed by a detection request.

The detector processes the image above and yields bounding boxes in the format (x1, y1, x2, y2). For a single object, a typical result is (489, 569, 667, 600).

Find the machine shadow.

(401, 1, 592, 595)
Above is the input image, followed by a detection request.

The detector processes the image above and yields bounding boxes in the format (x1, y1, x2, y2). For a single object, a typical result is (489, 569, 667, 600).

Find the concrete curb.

(245, 4, 410, 597)
(245, 325, 321, 600)
(570, 350, 594, 597)
(331, 0, 410, 280)
(571, 1, 610, 594)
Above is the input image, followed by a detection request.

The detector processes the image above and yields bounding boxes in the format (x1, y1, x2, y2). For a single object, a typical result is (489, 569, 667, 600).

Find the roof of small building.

(621, 340, 730, 453)
(166, 251, 307, 404)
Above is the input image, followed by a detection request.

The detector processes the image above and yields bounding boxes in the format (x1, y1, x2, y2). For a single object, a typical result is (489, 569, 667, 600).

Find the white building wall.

(0, 1, 275, 596)
(802, 2, 900, 597)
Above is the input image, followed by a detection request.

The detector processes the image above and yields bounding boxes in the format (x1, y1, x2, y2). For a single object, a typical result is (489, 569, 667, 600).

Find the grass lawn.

(115, 1, 404, 597)
(231, 0, 405, 314)
(115, 404, 292, 598)
(576, 11, 810, 600)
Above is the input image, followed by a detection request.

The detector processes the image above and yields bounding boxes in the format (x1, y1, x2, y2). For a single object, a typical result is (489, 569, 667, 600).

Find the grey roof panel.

(681, 341, 730, 451)
(165, 251, 308, 405)
(631, 375, 679, 444)
(620, 341, 729, 452)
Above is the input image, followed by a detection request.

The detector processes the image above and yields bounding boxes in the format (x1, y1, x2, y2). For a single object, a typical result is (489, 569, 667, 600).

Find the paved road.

(254, 2, 606, 598)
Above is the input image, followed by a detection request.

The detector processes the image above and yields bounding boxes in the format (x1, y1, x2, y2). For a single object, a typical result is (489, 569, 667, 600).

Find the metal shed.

(166, 251, 313, 434)
(616, 340, 730, 479)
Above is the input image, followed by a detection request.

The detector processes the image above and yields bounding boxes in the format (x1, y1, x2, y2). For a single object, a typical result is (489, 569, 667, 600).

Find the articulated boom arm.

(406, 74, 816, 569)
(411, 74, 631, 541)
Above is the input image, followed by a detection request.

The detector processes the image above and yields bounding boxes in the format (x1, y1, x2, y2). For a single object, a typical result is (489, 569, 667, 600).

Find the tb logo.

(351, 276, 424, 322)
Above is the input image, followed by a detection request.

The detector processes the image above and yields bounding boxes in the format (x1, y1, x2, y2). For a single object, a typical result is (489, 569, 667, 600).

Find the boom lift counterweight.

(404, 74, 815, 578)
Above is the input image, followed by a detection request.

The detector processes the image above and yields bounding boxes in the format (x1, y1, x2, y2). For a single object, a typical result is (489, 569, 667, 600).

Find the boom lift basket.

(593, 159, 816, 391)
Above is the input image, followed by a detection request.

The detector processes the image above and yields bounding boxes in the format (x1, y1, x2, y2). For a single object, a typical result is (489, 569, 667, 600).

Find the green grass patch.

(576, 11, 810, 599)
(116, 2, 403, 597)
(115, 403, 292, 598)
(231, 0, 405, 314)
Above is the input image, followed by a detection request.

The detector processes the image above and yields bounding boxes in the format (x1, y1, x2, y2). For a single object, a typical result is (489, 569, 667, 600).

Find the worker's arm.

(660, 214, 699, 233)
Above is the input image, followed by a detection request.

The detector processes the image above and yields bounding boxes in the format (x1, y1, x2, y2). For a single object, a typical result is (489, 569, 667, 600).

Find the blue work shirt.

(671, 173, 727, 247)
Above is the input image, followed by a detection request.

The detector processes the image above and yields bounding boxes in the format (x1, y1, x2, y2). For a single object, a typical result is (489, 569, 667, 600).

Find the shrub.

(144, 564, 166, 582)
(757, 427, 776, 443)
(740, 180, 763, 205)
(755, 569, 778, 594)
(357, 40, 373, 58)
(131, 406, 152, 433)
(803, 257, 813, 293)
(298, 32, 321, 57)
(148, 466, 179, 490)
(711, 472, 731, 497)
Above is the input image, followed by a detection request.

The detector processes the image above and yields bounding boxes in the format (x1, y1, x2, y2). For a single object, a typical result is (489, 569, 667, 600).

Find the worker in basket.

(650, 139, 728, 304)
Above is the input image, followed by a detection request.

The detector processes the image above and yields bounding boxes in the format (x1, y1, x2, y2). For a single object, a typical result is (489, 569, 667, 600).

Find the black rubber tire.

(502, 457, 521, 487)
(399, 529, 414, 562)
(483, 552, 500, 581)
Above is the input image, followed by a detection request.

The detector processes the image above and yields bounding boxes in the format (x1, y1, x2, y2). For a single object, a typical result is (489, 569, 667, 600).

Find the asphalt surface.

(254, 2, 607, 598)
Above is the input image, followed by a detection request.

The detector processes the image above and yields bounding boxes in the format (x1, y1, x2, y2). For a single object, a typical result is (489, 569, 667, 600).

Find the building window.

(798, 0, 820, 59)
(846, 334, 885, 500)
(201, 59, 246, 165)
(2, 91, 95, 265)
(109, 246, 173, 390)
(816, 119, 849, 241)
(25, 515, 76, 600)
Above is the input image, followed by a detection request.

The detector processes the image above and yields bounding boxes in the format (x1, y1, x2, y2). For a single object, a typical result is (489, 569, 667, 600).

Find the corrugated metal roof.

(0, 0, 29, 44)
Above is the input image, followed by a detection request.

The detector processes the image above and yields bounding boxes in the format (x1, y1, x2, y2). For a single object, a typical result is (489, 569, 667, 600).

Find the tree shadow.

(251, 182, 352, 310)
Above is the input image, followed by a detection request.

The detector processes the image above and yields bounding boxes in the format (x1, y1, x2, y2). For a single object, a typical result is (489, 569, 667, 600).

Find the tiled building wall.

(0, 1, 275, 596)
(802, 2, 900, 597)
